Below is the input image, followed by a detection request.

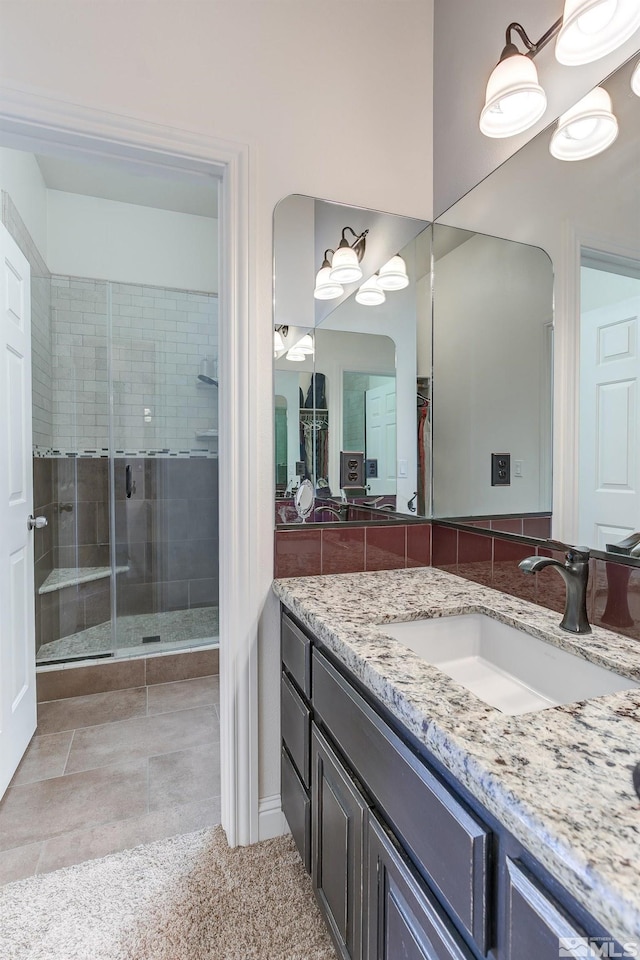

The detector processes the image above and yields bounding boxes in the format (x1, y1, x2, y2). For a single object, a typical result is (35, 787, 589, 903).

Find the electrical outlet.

(365, 458, 378, 478)
(340, 451, 365, 488)
(491, 453, 511, 486)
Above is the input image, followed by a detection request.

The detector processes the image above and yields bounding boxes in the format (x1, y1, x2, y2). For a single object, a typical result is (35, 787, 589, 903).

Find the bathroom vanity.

(274, 567, 640, 960)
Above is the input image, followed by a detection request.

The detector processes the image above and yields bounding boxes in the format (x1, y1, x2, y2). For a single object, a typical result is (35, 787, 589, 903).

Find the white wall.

(0, 0, 434, 821)
(0, 146, 48, 258)
(433, 234, 553, 517)
(433, 0, 640, 215)
(47, 190, 218, 292)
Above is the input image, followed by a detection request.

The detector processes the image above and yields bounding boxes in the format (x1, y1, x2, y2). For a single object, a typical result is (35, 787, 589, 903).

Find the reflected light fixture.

(296, 334, 315, 354)
(356, 274, 386, 306)
(273, 328, 284, 356)
(556, 0, 640, 65)
(286, 347, 306, 362)
(549, 85, 618, 159)
(377, 255, 410, 291)
(314, 249, 343, 300)
(328, 227, 369, 284)
(632, 58, 640, 95)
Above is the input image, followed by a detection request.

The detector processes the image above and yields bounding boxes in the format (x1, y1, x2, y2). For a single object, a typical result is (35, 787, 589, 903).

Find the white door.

(0, 223, 36, 799)
(365, 380, 397, 497)
(579, 294, 640, 550)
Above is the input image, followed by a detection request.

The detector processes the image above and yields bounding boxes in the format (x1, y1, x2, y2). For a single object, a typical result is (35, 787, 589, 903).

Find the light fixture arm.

(338, 226, 369, 261)
(504, 16, 563, 59)
(321, 248, 335, 268)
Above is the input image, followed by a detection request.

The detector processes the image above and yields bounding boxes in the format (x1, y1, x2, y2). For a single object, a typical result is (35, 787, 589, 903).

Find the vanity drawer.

(281, 746, 311, 873)
(312, 648, 490, 955)
(281, 611, 312, 698)
(281, 671, 311, 787)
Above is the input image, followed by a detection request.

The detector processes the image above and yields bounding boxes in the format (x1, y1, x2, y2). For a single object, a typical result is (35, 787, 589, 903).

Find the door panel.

(0, 224, 36, 799)
(365, 380, 396, 497)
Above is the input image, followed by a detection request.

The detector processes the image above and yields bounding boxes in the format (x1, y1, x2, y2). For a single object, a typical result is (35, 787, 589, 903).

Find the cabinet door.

(503, 858, 592, 960)
(311, 723, 366, 960)
(367, 814, 473, 960)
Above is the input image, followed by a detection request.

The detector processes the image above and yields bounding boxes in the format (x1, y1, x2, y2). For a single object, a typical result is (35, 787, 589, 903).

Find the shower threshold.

(36, 607, 219, 664)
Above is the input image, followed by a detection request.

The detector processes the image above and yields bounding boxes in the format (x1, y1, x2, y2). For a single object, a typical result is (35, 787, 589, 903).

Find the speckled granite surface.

(273, 567, 640, 945)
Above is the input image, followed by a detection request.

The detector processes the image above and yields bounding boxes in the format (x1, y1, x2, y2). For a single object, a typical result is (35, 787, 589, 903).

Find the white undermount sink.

(379, 614, 639, 715)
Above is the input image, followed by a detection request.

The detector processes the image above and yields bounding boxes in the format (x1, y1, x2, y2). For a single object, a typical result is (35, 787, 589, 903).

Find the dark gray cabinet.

(367, 814, 474, 960)
(280, 604, 621, 960)
(311, 724, 366, 960)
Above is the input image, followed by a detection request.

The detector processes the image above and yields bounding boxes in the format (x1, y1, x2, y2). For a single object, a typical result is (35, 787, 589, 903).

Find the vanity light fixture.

(355, 274, 386, 306)
(632, 58, 640, 95)
(377, 254, 410, 291)
(313, 249, 343, 300)
(328, 227, 369, 284)
(549, 85, 618, 159)
(555, 0, 640, 65)
(479, 21, 555, 138)
(480, 2, 640, 138)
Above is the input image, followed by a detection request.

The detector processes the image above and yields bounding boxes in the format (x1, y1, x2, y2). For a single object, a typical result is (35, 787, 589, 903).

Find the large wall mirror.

(436, 51, 639, 557)
(273, 49, 640, 560)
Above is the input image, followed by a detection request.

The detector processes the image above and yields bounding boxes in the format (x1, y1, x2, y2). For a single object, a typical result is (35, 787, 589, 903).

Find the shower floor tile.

(0, 674, 220, 883)
(36, 606, 219, 663)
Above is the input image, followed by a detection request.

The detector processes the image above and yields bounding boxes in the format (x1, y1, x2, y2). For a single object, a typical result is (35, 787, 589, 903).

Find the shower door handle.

(126, 464, 133, 499)
(27, 515, 48, 531)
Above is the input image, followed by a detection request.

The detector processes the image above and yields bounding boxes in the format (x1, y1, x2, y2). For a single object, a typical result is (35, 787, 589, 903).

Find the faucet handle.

(546, 540, 591, 562)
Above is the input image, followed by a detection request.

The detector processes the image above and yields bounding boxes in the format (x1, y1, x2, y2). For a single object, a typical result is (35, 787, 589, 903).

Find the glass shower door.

(109, 280, 220, 657)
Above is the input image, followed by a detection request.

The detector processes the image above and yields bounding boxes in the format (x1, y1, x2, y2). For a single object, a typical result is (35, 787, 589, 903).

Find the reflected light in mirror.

(297, 334, 315, 354)
(356, 274, 386, 305)
(286, 347, 306, 362)
(632, 58, 640, 93)
(314, 263, 343, 300)
(273, 329, 284, 356)
(378, 255, 410, 290)
(480, 52, 547, 138)
(549, 86, 618, 159)
(555, 0, 640, 65)
(329, 244, 363, 284)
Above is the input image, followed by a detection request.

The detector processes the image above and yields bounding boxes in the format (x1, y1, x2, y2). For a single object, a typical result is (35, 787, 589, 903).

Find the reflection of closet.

(300, 408, 329, 484)
(417, 377, 430, 515)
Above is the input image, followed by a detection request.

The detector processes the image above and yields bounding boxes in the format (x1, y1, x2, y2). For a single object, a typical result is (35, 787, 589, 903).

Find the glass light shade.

(377, 255, 410, 291)
(313, 265, 343, 300)
(355, 275, 386, 306)
(479, 54, 547, 138)
(556, 0, 640, 65)
(632, 59, 640, 95)
(549, 86, 618, 160)
(329, 245, 363, 284)
(273, 329, 284, 356)
(296, 334, 314, 354)
(286, 348, 306, 362)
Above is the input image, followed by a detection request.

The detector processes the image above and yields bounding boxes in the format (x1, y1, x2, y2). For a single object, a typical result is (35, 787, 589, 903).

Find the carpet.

(0, 826, 337, 960)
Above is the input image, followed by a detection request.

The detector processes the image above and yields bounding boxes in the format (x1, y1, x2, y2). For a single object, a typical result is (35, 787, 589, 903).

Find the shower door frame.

(0, 84, 260, 847)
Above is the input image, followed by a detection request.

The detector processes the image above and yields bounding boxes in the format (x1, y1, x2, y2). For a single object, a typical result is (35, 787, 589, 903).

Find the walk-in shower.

(2, 150, 220, 666)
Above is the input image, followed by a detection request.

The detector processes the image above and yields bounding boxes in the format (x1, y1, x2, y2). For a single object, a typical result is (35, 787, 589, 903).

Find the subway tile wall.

(51, 278, 218, 456)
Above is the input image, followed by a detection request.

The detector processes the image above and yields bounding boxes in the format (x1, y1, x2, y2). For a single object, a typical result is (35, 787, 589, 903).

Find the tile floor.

(0, 674, 220, 884)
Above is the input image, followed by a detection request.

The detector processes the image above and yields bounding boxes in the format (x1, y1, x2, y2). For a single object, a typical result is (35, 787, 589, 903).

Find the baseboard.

(258, 793, 288, 841)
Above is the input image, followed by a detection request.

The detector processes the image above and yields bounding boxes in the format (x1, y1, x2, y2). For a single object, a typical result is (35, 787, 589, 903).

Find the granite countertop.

(273, 567, 640, 946)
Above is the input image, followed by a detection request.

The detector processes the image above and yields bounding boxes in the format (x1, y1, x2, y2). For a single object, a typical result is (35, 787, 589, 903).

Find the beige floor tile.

(148, 741, 220, 811)
(11, 731, 74, 786)
(0, 841, 43, 884)
(0, 760, 147, 851)
(65, 706, 218, 774)
(37, 686, 147, 735)
(147, 675, 219, 716)
(37, 796, 222, 874)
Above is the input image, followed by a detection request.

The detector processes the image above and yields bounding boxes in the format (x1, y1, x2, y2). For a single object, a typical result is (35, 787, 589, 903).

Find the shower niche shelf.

(39, 565, 129, 595)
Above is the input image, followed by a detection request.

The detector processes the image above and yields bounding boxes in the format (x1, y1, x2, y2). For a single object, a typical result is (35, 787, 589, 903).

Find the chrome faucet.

(314, 505, 344, 522)
(518, 546, 592, 634)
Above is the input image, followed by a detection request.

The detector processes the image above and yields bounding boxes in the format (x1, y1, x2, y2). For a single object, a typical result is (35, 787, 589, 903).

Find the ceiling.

(35, 154, 218, 218)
